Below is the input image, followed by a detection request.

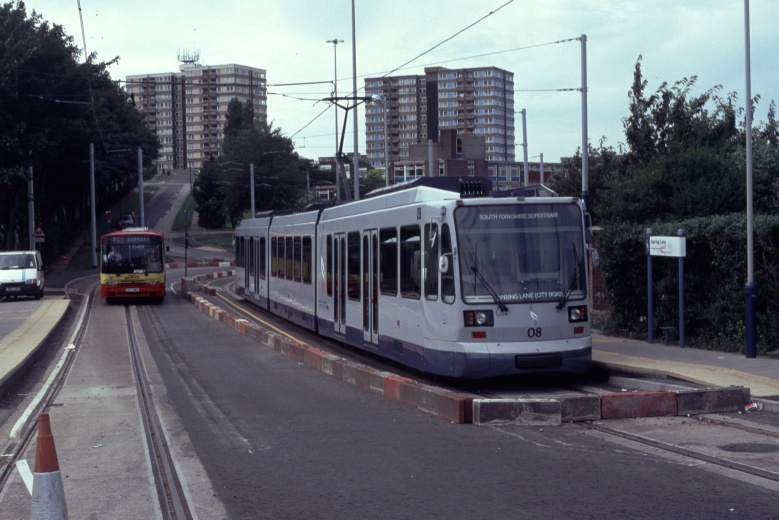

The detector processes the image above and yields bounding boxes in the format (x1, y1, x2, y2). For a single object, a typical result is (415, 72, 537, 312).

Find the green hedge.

(598, 214, 779, 355)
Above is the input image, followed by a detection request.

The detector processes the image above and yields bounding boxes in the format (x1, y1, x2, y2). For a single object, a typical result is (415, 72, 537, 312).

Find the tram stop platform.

(2, 273, 779, 424)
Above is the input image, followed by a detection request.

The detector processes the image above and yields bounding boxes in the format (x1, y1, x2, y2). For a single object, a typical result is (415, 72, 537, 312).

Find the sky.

(32, 0, 778, 164)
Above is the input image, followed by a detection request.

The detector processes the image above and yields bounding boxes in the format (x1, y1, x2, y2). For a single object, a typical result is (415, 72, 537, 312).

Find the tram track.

(0, 285, 93, 494)
(1, 284, 193, 519)
(125, 306, 192, 520)
(580, 417, 779, 487)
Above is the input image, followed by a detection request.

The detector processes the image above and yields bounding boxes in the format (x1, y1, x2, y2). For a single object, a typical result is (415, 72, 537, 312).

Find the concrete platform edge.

(180, 273, 765, 426)
(0, 299, 70, 396)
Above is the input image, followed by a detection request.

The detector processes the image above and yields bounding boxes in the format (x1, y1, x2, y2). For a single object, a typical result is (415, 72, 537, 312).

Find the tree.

(192, 157, 226, 229)
(0, 2, 157, 256)
(361, 169, 386, 195)
(547, 140, 622, 223)
(222, 97, 255, 138)
(220, 111, 309, 224)
(593, 57, 750, 224)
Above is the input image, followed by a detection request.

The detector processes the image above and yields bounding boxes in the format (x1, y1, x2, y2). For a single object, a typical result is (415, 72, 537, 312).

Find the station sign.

(647, 236, 686, 258)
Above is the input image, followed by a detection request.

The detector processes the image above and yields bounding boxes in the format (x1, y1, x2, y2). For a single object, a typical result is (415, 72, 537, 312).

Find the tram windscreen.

(101, 235, 164, 274)
(454, 203, 586, 305)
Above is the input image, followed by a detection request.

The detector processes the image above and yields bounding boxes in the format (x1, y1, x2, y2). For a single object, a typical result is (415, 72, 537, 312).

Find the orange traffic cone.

(30, 412, 68, 520)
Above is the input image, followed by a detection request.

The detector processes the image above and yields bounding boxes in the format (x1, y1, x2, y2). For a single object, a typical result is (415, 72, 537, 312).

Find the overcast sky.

(34, 0, 778, 163)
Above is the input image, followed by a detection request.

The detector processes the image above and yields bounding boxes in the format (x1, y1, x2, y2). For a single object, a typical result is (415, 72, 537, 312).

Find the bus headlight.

(464, 310, 494, 327)
(568, 306, 588, 323)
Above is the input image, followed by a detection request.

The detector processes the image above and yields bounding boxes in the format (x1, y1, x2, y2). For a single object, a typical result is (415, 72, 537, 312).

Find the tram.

(235, 177, 594, 379)
(100, 227, 167, 302)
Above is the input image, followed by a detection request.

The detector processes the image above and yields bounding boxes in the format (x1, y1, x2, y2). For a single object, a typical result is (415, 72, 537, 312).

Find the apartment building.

(364, 65, 515, 179)
(127, 63, 267, 172)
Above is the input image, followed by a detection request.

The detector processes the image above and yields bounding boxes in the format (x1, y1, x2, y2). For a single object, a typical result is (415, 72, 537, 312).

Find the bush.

(599, 214, 779, 355)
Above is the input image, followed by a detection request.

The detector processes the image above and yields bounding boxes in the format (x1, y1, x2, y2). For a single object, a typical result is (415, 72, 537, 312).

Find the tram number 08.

(527, 327, 543, 338)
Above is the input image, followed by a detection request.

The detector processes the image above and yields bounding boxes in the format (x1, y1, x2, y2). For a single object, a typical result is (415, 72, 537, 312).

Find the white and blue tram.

(235, 177, 593, 379)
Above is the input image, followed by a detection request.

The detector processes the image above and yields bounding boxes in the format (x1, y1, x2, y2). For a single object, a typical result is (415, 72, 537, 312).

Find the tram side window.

(249, 237, 255, 275)
(271, 237, 278, 277)
(284, 237, 295, 280)
(326, 235, 333, 296)
(441, 224, 455, 304)
(279, 236, 285, 279)
(347, 232, 361, 300)
(293, 236, 302, 281)
(302, 236, 312, 284)
(424, 223, 439, 301)
(259, 237, 266, 280)
(379, 228, 397, 296)
(236, 238, 244, 268)
(400, 225, 421, 299)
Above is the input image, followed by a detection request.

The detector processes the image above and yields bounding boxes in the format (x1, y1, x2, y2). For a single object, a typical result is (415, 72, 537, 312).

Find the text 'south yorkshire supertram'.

(234, 177, 596, 379)
(100, 227, 167, 303)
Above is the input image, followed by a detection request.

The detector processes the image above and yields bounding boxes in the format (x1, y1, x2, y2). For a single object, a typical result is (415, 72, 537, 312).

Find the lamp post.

(351, 0, 360, 200)
(327, 38, 343, 201)
(744, 0, 756, 358)
(518, 109, 528, 186)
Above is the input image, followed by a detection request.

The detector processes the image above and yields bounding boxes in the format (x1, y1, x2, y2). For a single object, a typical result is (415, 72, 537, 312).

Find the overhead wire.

(288, 0, 517, 144)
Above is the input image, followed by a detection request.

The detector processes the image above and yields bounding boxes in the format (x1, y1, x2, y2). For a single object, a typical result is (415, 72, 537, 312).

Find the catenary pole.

(744, 0, 756, 358)
(580, 34, 589, 209)
(351, 0, 360, 200)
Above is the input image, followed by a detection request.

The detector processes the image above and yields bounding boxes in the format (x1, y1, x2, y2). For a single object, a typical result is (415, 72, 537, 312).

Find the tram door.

(362, 230, 379, 345)
(333, 233, 347, 335)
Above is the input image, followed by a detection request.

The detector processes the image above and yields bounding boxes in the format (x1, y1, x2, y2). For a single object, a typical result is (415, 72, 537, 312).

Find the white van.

(0, 250, 45, 300)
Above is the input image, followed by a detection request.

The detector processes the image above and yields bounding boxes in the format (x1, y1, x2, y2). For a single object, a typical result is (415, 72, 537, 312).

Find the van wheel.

(35, 289, 43, 300)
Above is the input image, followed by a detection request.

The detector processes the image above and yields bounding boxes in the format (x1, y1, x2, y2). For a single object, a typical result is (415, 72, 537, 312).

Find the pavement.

(1, 239, 778, 517)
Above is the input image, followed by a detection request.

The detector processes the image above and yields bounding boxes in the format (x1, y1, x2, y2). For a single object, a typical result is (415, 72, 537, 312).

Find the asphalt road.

(137, 289, 778, 519)
(3, 170, 775, 519)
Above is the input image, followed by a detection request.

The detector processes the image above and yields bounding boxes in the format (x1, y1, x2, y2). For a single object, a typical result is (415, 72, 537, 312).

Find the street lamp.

(327, 38, 344, 201)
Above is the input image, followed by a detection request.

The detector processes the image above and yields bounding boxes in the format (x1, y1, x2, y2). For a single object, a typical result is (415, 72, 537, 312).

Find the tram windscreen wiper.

(471, 265, 508, 313)
(556, 244, 580, 311)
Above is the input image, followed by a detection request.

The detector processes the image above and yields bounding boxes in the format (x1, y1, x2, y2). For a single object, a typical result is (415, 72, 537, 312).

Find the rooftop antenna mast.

(177, 48, 201, 65)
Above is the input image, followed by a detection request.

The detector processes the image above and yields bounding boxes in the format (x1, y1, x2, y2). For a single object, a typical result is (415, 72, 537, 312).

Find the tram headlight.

(568, 306, 588, 323)
(464, 310, 494, 327)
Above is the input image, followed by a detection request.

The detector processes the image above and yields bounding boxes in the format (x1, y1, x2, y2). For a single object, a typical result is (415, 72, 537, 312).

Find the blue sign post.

(646, 230, 687, 347)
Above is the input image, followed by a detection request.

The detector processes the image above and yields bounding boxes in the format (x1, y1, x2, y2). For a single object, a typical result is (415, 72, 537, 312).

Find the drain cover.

(719, 443, 779, 453)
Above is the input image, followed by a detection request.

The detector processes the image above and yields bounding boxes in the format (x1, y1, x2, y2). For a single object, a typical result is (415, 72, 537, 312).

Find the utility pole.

(327, 38, 343, 201)
(521, 109, 528, 186)
(138, 147, 145, 227)
(580, 34, 589, 209)
(351, 0, 360, 200)
(90, 143, 97, 267)
(27, 161, 34, 251)
(743, 0, 756, 358)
